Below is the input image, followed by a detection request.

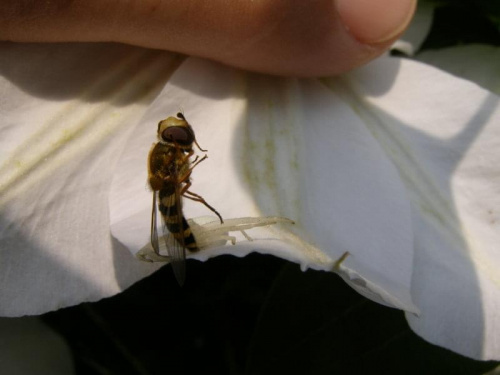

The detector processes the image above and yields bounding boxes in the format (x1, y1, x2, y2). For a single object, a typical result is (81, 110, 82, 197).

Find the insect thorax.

(149, 143, 191, 189)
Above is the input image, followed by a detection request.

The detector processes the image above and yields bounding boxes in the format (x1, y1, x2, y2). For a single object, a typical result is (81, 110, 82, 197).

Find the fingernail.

(336, 0, 416, 44)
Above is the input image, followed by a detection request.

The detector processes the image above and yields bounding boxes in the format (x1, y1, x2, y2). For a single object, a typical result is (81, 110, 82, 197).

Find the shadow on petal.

(0, 42, 181, 105)
(339, 58, 500, 358)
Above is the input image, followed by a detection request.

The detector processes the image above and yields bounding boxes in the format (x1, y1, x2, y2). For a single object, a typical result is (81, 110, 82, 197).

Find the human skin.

(0, 0, 417, 76)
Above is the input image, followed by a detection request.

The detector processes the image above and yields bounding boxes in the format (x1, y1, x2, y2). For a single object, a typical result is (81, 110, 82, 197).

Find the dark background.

(44, 254, 499, 375)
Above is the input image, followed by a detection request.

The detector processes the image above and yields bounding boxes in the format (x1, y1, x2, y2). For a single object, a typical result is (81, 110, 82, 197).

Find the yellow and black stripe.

(159, 183, 198, 252)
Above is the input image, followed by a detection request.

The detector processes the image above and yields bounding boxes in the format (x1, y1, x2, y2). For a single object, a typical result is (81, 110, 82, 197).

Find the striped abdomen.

(159, 183, 198, 252)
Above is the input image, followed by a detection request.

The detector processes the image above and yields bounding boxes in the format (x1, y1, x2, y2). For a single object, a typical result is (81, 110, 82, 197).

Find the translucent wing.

(160, 181, 187, 286)
(151, 183, 186, 285)
(150, 191, 160, 255)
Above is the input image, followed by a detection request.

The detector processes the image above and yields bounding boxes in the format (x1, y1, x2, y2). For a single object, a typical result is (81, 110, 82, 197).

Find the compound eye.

(162, 126, 193, 146)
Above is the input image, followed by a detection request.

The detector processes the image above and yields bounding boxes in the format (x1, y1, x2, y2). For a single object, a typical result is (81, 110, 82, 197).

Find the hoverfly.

(148, 112, 223, 285)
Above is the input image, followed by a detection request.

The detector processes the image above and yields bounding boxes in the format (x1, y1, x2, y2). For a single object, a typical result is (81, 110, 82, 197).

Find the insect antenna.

(193, 138, 207, 152)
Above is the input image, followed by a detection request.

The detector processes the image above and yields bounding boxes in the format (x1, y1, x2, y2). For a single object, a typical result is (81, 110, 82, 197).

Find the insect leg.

(181, 182, 224, 224)
(174, 154, 207, 190)
(175, 155, 208, 186)
(189, 154, 207, 169)
(193, 139, 207, 152)
(180, 149, 195, 163)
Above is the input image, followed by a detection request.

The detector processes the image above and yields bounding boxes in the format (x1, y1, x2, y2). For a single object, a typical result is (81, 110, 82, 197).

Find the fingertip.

(207, 0, 418, 76)
(336, 0, 417, 45)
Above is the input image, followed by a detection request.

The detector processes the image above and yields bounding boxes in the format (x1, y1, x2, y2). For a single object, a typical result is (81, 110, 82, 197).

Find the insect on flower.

(148, 112, 223, 285)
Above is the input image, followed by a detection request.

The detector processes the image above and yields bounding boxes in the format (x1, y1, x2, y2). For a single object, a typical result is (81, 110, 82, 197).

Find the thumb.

(0, 0, 416, 76)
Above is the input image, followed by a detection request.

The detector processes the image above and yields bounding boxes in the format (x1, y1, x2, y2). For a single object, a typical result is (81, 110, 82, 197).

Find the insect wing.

(160, 181, 187, 285)
(151, 191, 160, 255)
(151, 186, 186, 285)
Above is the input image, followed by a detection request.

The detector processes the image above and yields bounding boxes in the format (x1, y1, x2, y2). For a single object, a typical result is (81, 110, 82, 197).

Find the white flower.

(1, 39, 499, 361)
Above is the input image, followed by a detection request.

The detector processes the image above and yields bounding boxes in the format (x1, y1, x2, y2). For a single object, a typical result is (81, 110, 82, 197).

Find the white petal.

(345, 56, 500, 359)
(417, 44, 500, 95)
(0, 43, 180, 316)
(110, 58, 416, 313)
